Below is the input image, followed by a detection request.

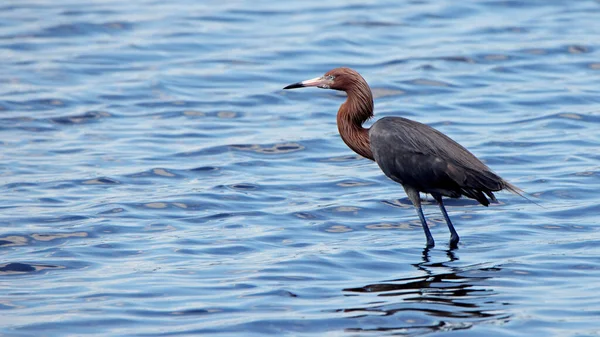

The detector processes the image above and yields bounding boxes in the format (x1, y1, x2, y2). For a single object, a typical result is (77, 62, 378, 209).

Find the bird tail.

(502, 180, 523, 195)
(502, 180, 544, 208)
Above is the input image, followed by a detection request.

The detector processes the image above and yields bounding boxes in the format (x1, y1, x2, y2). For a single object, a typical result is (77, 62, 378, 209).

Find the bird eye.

(326, 75, 335, 80)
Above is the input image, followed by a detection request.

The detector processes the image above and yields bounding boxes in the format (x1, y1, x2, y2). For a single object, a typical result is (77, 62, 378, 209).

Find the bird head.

(283, 67, 360, 92)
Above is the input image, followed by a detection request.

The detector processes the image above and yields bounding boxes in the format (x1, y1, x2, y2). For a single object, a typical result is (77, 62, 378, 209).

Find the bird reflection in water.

(340, 249, 511, 334)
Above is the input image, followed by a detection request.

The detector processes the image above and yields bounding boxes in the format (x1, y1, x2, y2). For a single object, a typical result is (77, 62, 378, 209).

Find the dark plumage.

(370, 117, 518, 205)
(284, 67, 521, 248)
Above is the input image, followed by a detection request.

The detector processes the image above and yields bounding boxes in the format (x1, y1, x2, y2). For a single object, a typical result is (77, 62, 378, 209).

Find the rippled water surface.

(2, 0, 600, 336)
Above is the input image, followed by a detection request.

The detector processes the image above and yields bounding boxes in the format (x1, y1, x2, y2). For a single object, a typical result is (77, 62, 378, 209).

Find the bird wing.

(369, 117, 508, 202)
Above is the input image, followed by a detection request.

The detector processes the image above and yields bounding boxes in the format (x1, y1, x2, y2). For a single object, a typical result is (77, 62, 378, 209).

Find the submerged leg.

(404, 186, 435, 248)
(432, 194, 459, 248)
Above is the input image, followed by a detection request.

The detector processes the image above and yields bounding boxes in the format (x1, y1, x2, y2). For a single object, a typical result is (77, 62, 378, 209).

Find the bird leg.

(404, 186, 435, 248)
(432, 194, 459, 248)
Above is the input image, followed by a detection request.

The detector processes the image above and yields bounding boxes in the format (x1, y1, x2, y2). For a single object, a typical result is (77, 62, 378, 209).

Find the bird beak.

(284, 76, 329, 90)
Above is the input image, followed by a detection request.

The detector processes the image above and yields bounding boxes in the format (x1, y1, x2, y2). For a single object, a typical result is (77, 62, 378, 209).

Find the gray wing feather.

(369, 117, 510, 204)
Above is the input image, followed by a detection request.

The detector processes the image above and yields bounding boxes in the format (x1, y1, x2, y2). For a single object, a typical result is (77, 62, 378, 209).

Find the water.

(1, 0, 600, 335)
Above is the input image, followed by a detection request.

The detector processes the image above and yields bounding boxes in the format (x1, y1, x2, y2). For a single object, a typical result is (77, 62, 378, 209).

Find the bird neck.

(336, 86, 374, 160)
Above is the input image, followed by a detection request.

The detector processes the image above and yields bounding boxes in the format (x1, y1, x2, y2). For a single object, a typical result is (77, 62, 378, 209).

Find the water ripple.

(2, 0, 600, 336)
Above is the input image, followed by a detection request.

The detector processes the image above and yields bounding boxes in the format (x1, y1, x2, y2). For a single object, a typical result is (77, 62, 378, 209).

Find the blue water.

(2, 0, 600, 336)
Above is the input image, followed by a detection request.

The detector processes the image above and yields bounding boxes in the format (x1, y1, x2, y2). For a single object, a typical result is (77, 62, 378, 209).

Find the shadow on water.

(340, 248, 511, 335)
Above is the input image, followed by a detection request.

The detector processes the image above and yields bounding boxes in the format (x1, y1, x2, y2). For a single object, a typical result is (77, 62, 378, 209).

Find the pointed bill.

(283, 76, 327, 89)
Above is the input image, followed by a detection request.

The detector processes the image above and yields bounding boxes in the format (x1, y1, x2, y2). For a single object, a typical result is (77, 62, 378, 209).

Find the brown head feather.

(324, 68, 375, 160)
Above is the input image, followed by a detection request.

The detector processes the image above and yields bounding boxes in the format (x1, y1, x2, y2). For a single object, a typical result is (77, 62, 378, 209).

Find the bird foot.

(449, 235, 459, 249)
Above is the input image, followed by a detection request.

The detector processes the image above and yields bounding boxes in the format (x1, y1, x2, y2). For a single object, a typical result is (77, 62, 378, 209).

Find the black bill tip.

(283, 82, 305, 90)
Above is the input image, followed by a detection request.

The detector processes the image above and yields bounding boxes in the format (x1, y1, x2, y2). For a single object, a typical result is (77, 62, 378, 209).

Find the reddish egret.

(284, 67, 520, 248)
